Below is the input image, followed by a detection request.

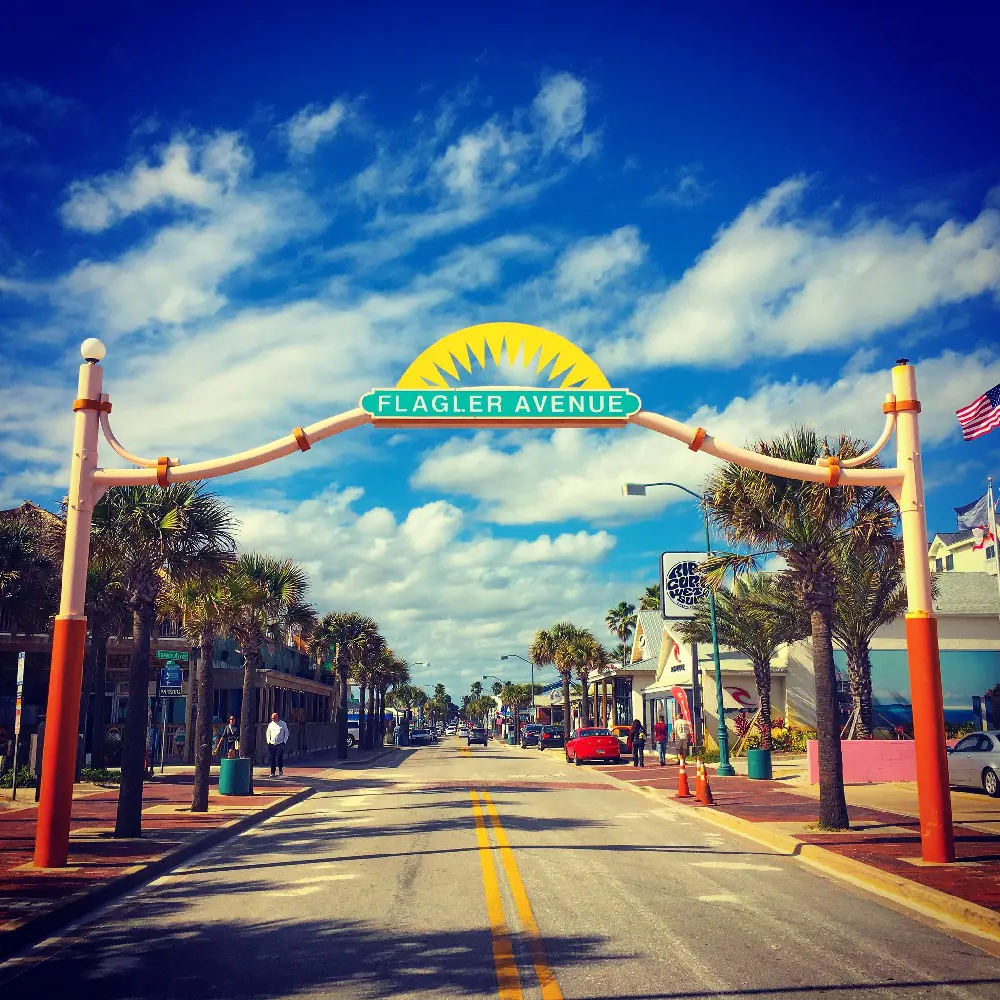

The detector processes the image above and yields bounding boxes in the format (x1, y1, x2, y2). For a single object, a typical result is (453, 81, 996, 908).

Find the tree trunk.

(239, 631, 261, 770)
(191, 629, 216, 812)
(91, 631, 109, 768)
(115, 602, 155, 838)
(357, 683, 366, 755)
(337, 663, 349, 759)
(561, 671, 571, 741)
(77, 616, 107, 779)
(579, 671, 590, 726)
(752, 656, 773, 750)
(377, 687, 386, 747)
(366, 685, 376, 749)
(811, 606, 850, 830)
(847, 644, 874, 739)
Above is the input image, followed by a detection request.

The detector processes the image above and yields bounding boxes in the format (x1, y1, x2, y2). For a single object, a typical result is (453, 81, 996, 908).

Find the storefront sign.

(660, 551, 707, 619)
(14, 652, 25, 736)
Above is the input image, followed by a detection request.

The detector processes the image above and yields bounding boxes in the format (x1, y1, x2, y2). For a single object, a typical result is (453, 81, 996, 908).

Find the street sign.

(15, 651, 25, 736)
(155, 649, 189, 661)
(659, 551, 707, 619)
(158, 663, 183, 697)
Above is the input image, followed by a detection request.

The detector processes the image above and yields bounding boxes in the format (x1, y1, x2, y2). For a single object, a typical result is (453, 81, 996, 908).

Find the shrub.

(0, 766, 35, 789)
(79, 767, 122, 785)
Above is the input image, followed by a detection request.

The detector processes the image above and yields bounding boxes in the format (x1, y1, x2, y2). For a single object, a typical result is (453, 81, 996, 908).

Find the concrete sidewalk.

(0, 745, 403, 960)
(603, 758, 1000, 944)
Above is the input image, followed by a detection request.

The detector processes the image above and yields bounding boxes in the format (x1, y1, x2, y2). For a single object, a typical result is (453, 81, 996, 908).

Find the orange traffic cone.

(676, 757, 692, 798)
(701, 764, 715, 806)
(694, 757, 706, 802)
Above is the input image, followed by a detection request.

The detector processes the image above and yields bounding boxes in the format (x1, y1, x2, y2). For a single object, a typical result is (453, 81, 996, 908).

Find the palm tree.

(532, 622, 586, 738)
(91, 484, 237, 839)
(702, 428, 897, 830)
(78, 558, 130, 775)
(575, 632, 607, 725)
(639, 584, 660, 611)
(605, 601, 636, 674)
(832, 538, 910, 739)
(228, 553, 315, 768)
(676, 572, 805, 749)
(164, 571, 237, 811)
(318, 613, 380, 757)
(0, 515, 60, 635)
(358, 629, 386, 749)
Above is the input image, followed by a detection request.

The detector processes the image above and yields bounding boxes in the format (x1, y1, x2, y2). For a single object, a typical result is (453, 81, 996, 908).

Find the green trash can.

(747, 748, 773, 780)
(508, 734, 516, 745)
(219, 756, 252, 795)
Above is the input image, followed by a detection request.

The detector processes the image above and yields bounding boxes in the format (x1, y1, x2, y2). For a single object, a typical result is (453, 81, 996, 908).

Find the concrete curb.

(608, 770, 1000, 945)
(0, 784, 314, 963)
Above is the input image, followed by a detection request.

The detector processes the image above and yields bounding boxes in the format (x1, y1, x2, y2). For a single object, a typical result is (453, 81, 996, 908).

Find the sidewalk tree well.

(676, 573, 806, 750)
(90, 484, 237, 840)
(831, 537, 913, 740)
(229, 553, 315, 768)
(701, 428, 897, 832)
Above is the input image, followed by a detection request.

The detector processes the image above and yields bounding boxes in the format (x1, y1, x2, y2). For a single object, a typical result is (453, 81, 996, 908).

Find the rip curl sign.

(361, 322, 641, 426)
(660, 552, 707, 620)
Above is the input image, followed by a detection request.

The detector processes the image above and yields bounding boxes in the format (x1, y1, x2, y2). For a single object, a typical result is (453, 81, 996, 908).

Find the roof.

(929, 530, 975, 550)
(932, 573, 1000, 615)
(632, 610, 664, 665)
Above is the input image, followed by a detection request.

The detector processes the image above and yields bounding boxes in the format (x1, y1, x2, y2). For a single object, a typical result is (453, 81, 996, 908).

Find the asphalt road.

(1, 738, 998, 999)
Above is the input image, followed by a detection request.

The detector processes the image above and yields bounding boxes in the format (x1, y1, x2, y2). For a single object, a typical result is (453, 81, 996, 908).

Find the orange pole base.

(34, 617, 87, 868)
(905, 614, 955, 864)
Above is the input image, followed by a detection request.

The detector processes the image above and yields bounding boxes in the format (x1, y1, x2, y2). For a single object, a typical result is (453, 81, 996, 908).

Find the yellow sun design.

(395, 322, 611, 390)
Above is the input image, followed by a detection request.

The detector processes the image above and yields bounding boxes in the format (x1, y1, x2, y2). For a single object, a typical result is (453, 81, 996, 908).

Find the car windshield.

(542, 726, 561, 734)
(524, 725, 543, 732)
(579, 728, 612, 737)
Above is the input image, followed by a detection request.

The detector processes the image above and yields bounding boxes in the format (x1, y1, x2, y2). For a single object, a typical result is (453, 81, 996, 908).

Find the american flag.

(956, 382, 1000, 441)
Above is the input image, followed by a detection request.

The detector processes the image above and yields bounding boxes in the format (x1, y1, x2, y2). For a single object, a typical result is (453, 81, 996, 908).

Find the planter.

(747, 747, 773, 780)
(218, 756, 252, 795)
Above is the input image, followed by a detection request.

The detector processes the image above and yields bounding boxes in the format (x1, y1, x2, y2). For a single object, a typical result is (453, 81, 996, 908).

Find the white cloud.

(648, 163, 711, 208)
(231, 488, 622, 692)
(555, 226, 645, 299)
(411, 347, 1000, 524)
(283, 99, 348, 157)
(532, 72, 593, 155)
(600, 178, 1000, 371)
(61, 133, 250, 231)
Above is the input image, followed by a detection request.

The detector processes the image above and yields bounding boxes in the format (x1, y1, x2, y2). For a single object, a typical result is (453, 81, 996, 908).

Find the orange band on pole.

(688, 427, 707, 452)
(156, 457, 170, 487)
(72, 398, 112, 413)
(826, 457, 841, 488)
(882, 398, 921, 414)
(292, 426, 311, 452)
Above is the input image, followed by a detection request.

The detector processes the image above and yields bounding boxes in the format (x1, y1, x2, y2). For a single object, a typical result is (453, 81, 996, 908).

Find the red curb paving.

(607, 761, 1000, 916)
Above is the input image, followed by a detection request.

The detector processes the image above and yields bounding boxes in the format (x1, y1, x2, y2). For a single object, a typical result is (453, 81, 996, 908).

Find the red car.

(565, 727, 622, 766)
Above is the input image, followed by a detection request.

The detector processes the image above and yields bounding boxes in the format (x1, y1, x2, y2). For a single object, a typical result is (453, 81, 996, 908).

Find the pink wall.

(806, 739, 916, 784)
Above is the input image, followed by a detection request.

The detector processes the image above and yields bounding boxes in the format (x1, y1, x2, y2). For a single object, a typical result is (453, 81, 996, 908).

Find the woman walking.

(629, 718, 646, 768)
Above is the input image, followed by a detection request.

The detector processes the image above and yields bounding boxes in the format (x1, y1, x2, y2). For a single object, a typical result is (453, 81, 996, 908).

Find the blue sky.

(2, 2, 999, 697)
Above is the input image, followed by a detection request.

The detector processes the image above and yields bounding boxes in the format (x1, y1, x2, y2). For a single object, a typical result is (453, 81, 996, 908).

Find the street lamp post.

(500, 653, 534, 720)
(622, 481, 736, 777)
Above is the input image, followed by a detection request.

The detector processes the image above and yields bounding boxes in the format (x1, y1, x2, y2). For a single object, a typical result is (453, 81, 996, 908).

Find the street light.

(500, 653, 535, 719)
(622, 480, 736, 777)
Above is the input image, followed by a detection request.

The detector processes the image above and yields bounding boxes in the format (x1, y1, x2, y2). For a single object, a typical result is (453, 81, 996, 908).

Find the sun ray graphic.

(395, 322, 611, 390)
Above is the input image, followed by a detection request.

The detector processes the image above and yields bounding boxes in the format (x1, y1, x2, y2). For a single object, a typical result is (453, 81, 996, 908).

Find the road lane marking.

(697, 893, 743, 903)
(470, 792, 523, 1000)
(692, 861, 781, 871)
(481, 791, 564, 1000)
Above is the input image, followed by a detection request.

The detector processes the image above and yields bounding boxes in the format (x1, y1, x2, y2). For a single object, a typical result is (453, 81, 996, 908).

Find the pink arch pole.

(37, 348, 953, 867)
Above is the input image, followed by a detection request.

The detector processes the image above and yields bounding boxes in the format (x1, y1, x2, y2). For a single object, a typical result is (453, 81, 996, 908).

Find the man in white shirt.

(672, 715, 691, 763)
(266, 712, 289, 776)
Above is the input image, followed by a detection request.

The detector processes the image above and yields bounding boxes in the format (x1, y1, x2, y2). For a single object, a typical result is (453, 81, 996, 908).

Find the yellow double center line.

(470, 790, 563, 1000)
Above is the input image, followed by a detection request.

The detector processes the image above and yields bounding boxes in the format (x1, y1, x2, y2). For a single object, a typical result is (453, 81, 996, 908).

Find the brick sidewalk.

(0, 746, 402, 959)
(603, 760, 1000, 918)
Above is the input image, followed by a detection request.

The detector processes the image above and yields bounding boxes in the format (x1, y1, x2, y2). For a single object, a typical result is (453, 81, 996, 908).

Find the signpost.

(154, 653, 187, 772)
(12, 652, 25, 801)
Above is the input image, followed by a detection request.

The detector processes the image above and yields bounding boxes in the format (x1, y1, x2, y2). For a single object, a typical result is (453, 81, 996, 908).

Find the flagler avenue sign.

(361, 387, 641, 422)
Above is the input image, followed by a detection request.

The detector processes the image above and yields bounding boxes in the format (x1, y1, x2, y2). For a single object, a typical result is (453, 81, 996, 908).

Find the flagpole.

(988, 477, 1000, 621)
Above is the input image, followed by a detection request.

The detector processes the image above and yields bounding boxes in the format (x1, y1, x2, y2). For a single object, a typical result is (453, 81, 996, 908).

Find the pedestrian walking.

(653, 714, 669, 766)
(672, 713, 691, 763)
(266, 712, 289, 776)
(629, 718, 646, 768)
(214, 715, 239, 759)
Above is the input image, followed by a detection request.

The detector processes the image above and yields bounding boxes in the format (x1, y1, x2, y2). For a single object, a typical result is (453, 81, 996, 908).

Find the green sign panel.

(156, 649, 189, 661)
(361, 388, 641, 421)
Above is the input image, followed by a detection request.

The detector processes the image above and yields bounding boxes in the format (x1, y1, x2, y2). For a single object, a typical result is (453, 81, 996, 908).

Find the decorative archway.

(35, 323, 950, 866)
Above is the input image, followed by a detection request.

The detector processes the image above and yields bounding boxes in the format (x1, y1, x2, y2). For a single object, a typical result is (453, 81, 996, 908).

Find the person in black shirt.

(214, 715, 239, 759)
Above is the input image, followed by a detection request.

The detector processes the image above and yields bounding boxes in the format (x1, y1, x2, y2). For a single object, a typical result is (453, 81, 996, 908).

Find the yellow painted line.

(482, 791, 564, 1000)
(470, 791, 523, 1000)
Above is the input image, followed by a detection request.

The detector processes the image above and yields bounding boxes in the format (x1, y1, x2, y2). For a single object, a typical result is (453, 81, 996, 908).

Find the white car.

(445, 725, 457, 736)
(457, 724, 469, 737)
(947, 731, 1000, 797)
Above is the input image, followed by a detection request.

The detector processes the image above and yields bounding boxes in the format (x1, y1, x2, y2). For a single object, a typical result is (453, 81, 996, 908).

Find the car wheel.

(346, 734, 357, 748)
(565, 751, 571, 763)
(984, 768, 1000, 798)
(612, 756, 621, 764)
(574, 752, 582, 766)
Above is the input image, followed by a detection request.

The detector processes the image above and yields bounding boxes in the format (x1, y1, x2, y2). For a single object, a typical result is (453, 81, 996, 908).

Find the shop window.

(945, 554, 954, 571)
(987, 544, 996, 561)
(934, 558, 943, 572)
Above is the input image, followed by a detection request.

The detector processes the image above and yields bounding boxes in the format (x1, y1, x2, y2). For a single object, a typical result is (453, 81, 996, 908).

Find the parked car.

(947, 731, 1000, 796)
(409, 728, 433, 745)
(537, 725, 564, 750)
(347, 726, 359, 748)
(458, 724, 469, 737)
(520, 724, 544, 748)
(610, 724, 633, 756)
(565, 727, 622, 766)
(467, 726, 488, 747)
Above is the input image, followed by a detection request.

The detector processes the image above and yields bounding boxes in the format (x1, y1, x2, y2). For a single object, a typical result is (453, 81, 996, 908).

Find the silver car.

(947, 730, 1000, 797)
